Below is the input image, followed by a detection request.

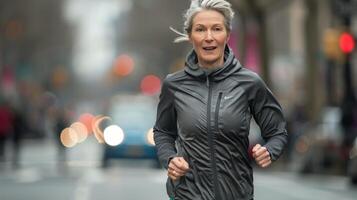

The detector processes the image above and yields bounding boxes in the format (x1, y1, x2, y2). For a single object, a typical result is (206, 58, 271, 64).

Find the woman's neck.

(197, 58, 224, 69)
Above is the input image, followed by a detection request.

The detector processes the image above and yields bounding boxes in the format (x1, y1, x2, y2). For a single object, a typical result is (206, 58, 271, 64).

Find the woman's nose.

(204, 31, 214, 41)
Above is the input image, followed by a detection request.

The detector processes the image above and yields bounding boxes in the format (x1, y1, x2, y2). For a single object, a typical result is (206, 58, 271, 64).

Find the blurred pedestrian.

(153, 0, 288, 199)
(341, 97, 357, 172)
(54, 107, 69, 166)
(11, 106, 26, 168)
(0, 99, 14, 163)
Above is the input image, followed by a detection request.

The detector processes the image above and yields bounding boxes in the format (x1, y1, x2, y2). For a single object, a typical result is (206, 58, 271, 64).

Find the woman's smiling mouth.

(202, 46, 217, 51)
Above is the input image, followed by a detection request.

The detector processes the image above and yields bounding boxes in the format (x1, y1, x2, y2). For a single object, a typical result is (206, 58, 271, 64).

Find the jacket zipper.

(215, 92, 223, 130)
(206, 77, 219, 200)
(214, 92, 222, 199)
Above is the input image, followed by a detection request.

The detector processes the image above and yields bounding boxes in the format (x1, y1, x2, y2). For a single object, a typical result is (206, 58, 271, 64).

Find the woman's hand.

(168, 157, 189, 181)
(252, 144, 272, 168)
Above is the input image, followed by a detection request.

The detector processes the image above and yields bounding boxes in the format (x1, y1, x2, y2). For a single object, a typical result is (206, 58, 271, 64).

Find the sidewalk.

(0, 137, 102, 181)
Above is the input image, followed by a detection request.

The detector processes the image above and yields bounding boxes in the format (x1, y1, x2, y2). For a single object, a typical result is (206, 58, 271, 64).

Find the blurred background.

(0, 0, 356, 199)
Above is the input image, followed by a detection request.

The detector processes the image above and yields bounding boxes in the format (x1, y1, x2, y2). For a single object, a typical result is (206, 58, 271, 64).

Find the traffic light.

(339, 32, 355, 54)
(339, 31, 356, 106)
(323, 28, 342, 61)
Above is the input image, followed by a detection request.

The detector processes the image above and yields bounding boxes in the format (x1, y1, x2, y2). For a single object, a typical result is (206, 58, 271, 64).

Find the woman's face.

(189, 10, 229, 68)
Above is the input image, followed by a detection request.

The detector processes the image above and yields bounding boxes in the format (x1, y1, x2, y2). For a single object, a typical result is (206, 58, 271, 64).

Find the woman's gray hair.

(171, 0, 235, 43)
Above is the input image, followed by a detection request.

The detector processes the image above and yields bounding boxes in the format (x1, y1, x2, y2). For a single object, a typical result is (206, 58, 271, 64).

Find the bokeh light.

(113, 54, 134, 77)
(92, 115, 110, 144)
(5, 19, 24, 40)
(146, 128, 155, 146)
(339, 32, 355, 54)
(323, 28, 342, 61)
(70, 122, 88, 143)
(79, 113, 95, 134)
(51, 67, 69, 89)
(60, 127, 78, 148)
(104, 125, 124, 146)
(140, 75, 161, 95)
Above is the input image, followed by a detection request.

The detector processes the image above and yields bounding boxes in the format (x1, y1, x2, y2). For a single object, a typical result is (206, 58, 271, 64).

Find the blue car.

(102, 94, 160, 167)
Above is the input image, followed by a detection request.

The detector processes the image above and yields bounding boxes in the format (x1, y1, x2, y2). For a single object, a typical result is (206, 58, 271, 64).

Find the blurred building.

(1, 0, 355, 140)
(0, 0, 74, 138)
(0, 0, 73, 85)
(231, 0, 356, 122)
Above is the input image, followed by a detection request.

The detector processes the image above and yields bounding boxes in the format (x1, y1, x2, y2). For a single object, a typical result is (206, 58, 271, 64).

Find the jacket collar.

(184, 45, 242, 81)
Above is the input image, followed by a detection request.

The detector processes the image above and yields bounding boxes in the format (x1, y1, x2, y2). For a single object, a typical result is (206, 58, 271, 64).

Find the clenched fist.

(168, 157, 189, 181)
(252, 144, 271, 168)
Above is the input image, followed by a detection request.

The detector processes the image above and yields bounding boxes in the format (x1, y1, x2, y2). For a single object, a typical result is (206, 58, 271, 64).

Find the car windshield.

(111, 96, 156, 131)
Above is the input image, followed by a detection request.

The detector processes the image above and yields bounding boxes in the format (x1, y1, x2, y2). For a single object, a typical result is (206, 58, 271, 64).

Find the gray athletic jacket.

(154, 46, 288, 200)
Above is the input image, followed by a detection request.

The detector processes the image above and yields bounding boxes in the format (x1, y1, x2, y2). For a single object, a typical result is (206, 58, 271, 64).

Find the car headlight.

(104, 125, 125, 146)
(146, 128, 155, 146)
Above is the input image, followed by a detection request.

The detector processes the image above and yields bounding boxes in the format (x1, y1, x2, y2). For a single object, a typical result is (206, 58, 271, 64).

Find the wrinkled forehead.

(191, 10, 225, 26)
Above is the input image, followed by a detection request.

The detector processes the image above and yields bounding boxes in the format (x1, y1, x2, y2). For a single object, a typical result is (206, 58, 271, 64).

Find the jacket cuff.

(264, 145, 276, 161)
(165, 154, 177, 169)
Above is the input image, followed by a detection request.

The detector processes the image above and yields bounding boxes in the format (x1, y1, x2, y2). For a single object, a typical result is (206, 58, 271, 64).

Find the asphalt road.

(0, 139, 356, 200)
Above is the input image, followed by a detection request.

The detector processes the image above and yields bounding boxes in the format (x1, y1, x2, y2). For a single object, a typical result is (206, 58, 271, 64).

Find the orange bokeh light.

(60, 127, 78, 148)
(52, 67, 69, 89)
(5, 20, 24, 40)
(113, 54, 134, 77)
(92, 115, 111, 144)
(70, 122, 88, 143)
(140, 75, 161, 95)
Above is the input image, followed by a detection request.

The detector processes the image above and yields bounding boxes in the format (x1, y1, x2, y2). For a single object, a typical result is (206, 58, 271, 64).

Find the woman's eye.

(195, 28, 204, 32)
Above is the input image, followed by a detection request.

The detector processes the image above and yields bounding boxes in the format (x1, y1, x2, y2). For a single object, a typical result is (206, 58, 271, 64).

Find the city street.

(1, 0, 356, 199)
(0, 139, 356, 200)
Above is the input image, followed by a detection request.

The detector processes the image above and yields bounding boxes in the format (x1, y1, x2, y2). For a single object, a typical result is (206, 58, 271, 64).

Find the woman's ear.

(226, 32, 230, 43)
(188, 33, 192, 43)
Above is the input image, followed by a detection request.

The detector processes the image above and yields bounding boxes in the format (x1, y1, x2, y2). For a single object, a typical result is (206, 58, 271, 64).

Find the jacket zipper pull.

(206, 76, 210, 87)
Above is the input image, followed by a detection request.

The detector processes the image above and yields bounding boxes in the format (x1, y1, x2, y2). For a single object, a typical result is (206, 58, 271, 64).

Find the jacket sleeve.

(153, 78, 178, 168)
(249, 76, 288, 161)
